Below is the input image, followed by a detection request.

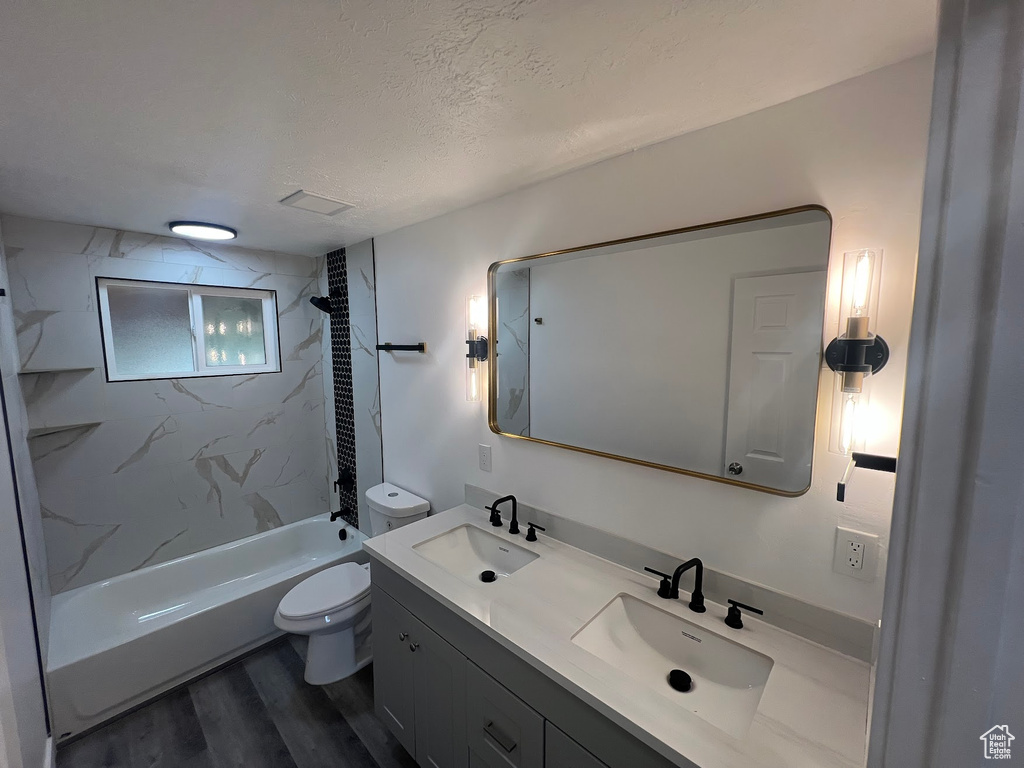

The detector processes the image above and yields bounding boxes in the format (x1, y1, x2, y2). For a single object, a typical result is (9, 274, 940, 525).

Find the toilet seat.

(278, 562, 370, 620)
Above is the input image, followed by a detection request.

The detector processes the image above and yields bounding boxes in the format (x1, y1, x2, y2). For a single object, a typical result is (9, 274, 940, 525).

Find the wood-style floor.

(56, 636, 419, 768)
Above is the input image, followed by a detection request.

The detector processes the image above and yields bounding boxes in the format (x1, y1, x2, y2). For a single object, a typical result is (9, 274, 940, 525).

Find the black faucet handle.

(485, 504, 503, 528)
(728, 599, 763, 614)
(725, 599, 763, 629)
(525, 522, 545, 542)
(644, 567, 674, 599)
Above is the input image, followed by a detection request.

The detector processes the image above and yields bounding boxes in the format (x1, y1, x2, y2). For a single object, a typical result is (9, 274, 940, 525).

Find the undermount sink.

(413, 524, 539, 582)
(572, 594, 773, 739)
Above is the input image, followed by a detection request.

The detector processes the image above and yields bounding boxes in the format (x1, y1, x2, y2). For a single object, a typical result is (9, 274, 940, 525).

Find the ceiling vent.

(279, 190, 354, 216)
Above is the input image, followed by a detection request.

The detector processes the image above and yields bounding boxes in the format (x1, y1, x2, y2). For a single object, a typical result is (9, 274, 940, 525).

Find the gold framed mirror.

(487, 205, 833, 496)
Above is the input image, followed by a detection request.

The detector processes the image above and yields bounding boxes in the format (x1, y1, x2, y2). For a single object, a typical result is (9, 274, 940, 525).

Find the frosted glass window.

(106, 285, 195, 375)
(201, 295, 267, 367)
(97, 278, 280, 381)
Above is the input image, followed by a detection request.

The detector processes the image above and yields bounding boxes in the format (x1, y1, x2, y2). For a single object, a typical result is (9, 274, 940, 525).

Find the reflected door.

(724, 271, 826, 492)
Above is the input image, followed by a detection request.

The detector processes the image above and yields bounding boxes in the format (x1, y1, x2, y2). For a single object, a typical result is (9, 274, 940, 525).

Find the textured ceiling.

(0, 0, 936, 255)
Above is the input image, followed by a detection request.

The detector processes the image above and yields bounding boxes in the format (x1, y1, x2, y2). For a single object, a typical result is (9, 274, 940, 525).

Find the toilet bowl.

(274, 562, 372, 684)
(275, 482, 430, 684)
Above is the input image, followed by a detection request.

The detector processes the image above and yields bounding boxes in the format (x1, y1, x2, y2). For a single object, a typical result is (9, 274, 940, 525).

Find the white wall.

(0, 222, 50, 655)
(0, 218, 49, 768)
(1, 216, 333, 593)
(527, 216, 829, 474)
(0, 432, 48, 768)
(374, 56, 933, 623)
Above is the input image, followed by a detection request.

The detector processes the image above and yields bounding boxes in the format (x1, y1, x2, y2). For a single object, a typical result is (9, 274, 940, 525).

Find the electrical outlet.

(847, 540, 864, 570)
(833, 527, 879, 581)
(478, 444, 492, 472)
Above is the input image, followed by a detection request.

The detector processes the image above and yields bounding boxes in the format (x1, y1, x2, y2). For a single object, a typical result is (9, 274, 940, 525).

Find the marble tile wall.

(1, 215, 334, 593)
(494, 268, 530, 436)
(344, 240, 383, 531)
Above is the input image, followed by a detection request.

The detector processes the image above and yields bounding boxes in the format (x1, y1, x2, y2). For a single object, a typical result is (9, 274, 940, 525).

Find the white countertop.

(364, 505, 870, 768)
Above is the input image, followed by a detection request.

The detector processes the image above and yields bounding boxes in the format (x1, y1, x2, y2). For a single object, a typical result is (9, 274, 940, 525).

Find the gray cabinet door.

(414, 620, 468, 768)
(545, 723, 610, 768)
(372, 587, 418, 758)
(466, 662, 544, 768)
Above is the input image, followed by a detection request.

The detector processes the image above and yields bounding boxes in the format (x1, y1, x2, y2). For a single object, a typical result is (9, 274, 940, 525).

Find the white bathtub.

(47, 514, 366, 741)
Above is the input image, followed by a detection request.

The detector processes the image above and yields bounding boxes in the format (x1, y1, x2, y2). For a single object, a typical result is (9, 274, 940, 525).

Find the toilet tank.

(365, 482, 430, 536)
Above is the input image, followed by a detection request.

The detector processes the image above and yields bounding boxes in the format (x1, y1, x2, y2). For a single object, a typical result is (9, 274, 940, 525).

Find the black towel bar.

(376, 342, 426, 353)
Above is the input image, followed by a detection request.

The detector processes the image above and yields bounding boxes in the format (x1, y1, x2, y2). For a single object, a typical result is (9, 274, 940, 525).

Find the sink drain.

(480, 570, 497, 583)
(668, 669, 692, 692)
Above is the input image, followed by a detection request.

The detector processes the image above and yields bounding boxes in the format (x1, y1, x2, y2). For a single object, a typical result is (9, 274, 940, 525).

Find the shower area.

(0, 216, 384, 742)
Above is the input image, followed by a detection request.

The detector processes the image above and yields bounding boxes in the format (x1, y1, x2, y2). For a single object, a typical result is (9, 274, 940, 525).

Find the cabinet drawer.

(545, 723, 610, 768)
(466, 662, 543, 768)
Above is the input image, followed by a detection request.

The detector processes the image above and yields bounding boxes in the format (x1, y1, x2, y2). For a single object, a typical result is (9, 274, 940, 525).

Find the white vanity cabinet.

(373, 588, 468, 768)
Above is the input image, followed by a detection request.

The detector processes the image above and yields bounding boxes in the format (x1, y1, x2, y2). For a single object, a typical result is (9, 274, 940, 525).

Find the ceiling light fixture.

(168, 221, 237, 241)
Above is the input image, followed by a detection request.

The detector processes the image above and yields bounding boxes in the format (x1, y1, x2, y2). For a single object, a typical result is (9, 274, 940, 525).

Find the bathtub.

(47, 514, 366, 741)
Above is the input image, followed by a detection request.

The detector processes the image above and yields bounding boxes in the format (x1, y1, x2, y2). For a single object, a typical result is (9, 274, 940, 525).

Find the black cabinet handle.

(398, 632, 408, 641)
(409, 643, 419, 652)
(483, 721, 516, 753)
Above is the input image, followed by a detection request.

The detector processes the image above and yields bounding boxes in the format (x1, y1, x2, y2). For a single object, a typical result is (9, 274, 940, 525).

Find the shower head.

(309, 295, 332, 314)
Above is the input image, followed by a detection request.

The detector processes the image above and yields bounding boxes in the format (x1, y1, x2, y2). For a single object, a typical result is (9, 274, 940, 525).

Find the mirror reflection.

(489, 207, 832, 495)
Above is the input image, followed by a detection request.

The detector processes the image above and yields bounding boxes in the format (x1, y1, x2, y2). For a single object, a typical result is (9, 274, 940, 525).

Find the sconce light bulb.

(851, 252, 874, 316)
(466, 294, 488, 402)
(466, 364, 481, 403)
(840, 394, 859, 455)
(468, 295, 487, 336)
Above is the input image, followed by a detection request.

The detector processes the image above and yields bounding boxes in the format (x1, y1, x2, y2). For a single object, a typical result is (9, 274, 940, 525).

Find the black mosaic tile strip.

(325, 248, 359, 528)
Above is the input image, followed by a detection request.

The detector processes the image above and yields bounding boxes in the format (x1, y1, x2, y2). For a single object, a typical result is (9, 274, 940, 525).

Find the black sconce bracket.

(466, 336, 488, 362)
(825, 334, 890, 376)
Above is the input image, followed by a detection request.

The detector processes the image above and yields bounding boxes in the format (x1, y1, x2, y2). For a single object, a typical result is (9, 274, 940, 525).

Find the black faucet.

(643, 558, 706, 613)
(486, 495, 520, 534)
(670, 559, 706, 613)
(671, 561, 704, 614)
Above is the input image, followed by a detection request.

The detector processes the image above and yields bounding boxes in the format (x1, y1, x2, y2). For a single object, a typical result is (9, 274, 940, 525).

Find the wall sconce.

(466, 295, 488, 402)
(826, 249, 889, 454)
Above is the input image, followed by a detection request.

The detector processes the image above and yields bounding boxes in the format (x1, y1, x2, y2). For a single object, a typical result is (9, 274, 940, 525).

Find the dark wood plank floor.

(57, 637, 419, 768)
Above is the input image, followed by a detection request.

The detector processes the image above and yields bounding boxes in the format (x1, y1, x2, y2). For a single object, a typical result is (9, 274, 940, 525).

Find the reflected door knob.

(727, 462, 743, 475)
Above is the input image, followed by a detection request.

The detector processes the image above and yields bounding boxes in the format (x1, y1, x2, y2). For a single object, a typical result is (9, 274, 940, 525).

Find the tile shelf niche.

(27, 422, 101, 439)
(18, 366, 97, 375)
(19, 368, 103, 438)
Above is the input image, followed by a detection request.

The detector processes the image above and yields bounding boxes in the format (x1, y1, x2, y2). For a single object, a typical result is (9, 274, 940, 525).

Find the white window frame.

(96, 277, 281, 382)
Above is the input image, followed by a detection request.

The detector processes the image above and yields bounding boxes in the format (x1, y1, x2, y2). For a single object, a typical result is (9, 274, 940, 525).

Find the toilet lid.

(278, 563, 371, 620)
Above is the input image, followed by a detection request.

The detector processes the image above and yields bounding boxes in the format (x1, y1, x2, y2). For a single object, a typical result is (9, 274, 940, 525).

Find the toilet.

(274, 482, 430, 684)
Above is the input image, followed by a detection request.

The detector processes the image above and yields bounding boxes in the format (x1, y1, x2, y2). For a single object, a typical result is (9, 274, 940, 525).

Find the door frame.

(869, 0, 1024, 764)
